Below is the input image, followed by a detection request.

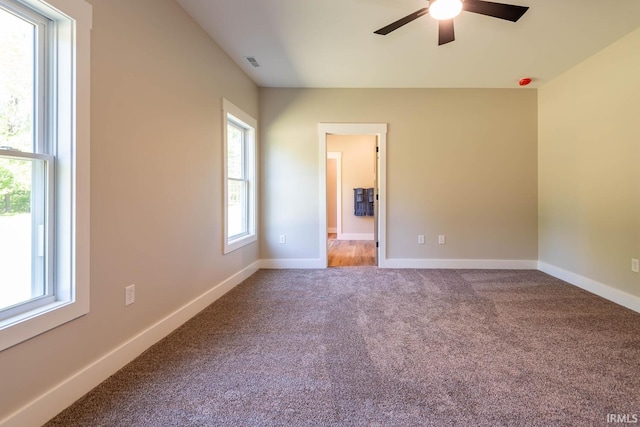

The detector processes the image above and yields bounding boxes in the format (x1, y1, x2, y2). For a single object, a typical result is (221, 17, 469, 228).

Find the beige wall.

(539, 27, 640, 296)
(327, 134, 376, 238)
(0, 0, 258, 420)
(260, 88, 538, 261)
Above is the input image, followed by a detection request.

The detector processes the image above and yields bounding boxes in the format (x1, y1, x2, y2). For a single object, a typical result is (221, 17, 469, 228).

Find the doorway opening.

(327, 135, 375, 267)
(318, 123, 387, 268)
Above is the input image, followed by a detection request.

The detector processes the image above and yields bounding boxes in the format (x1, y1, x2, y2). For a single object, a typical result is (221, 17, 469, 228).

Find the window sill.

(0, 298, 88, 351)
(224, 233, 257, 254)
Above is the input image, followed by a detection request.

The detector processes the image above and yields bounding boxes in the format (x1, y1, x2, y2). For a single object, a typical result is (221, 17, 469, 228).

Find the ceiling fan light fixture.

(429, 0, 463, 20)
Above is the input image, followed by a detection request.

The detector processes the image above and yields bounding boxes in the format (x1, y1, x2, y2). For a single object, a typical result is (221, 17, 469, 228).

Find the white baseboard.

(0, 261, 261, 427)
(538, 261, 640, 314)
(337, 233, 374, 241)
(259, 259, 325, 269)
(382, 258, 538, 269)
(327, 228, 337, 233)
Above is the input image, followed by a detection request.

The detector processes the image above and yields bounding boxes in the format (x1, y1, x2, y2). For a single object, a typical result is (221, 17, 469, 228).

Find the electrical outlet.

(279, 234, 286, 244)
(632, 259, 639, 273)
(125, 284, 135, 306)
(418, 235, 425, 244)
(438, 235, 446, 245)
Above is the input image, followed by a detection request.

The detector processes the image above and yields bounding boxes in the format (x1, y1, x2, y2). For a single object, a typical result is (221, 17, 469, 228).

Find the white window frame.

(0, 0, 91, 352)
(222, 99, 257, 254)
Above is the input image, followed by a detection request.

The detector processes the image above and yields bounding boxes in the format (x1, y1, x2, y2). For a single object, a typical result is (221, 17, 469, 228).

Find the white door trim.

(318, 123, 388, 268)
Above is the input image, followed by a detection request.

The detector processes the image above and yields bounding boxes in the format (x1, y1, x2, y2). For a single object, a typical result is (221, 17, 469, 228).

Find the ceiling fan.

(374, 0, 529, 46)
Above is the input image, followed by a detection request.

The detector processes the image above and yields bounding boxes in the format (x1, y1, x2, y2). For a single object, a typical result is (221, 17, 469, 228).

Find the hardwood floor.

(327, 233, 376, 267)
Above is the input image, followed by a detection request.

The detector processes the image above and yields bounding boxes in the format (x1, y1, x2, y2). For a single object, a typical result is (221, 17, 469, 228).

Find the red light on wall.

(519, 77, 532, 86)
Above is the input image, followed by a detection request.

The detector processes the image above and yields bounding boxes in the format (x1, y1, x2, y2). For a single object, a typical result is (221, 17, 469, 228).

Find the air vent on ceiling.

(244, 56, 260, 68)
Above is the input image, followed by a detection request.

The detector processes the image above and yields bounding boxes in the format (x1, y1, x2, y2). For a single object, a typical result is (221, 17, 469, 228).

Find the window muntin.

(223, 99, 256, 254)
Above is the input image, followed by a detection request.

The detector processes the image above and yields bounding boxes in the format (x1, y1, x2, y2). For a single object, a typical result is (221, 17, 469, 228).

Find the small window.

(0, 0, 91, 351)
(223, 99, 257, 254)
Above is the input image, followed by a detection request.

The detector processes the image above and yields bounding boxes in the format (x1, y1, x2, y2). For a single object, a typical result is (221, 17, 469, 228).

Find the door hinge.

(376, 241, 379, 248)
(376, 194, 379, 201)
(376, 146, 379, 153)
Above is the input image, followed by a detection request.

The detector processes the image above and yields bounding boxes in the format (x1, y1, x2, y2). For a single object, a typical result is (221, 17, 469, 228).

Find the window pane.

(0, 8, 35, 153)
(0, 156, 46, 311)
(227, 123, 243, 179)
(227, 179, 247, 238)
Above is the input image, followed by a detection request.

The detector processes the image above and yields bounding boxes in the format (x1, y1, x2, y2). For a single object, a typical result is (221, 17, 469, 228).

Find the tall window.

(223, 99, 256, 254)
(0, 0, 54, 318)
(0, 0, 90, 351)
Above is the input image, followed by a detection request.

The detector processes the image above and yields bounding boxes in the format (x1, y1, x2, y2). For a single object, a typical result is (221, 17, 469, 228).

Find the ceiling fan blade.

(374, 8, 429, 35)
(462, 0, 529, 22)
(438, 19, 455, 45)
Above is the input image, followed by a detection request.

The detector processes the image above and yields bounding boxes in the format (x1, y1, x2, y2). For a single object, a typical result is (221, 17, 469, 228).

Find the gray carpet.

(46, 268, 640, 426)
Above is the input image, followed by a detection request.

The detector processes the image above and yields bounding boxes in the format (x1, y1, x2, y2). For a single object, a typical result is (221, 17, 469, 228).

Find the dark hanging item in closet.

(366, 188, 375, 216)
(354, 188, 375, 216)
(354, 188, 367, 216)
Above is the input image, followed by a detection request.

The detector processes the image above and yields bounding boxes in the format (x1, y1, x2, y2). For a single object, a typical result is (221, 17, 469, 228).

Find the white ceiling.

(176, 0, 640, 88)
